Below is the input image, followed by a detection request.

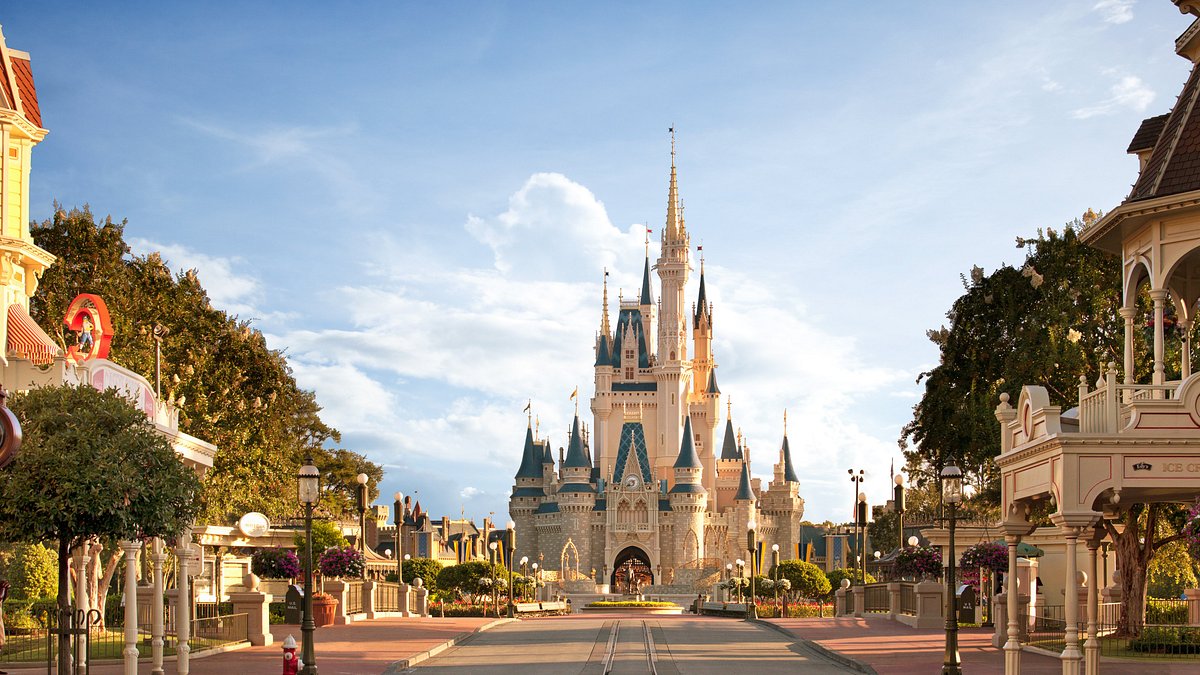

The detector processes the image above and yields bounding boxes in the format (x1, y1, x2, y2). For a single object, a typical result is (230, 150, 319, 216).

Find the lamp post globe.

(908, 535, 919, 548)
(520, 556, 529, 602)
(297, 457, 321, 675)
(941, 460, 963, 675)
(771, 543, 780, 610)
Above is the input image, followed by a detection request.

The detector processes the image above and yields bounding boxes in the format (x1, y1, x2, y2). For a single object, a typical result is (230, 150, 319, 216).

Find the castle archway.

(610, 546, 653, 593)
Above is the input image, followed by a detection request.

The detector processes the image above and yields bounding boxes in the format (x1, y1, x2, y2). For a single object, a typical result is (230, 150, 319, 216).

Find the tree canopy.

(769, 559, 830, 600)
(28, 207, 380, 523)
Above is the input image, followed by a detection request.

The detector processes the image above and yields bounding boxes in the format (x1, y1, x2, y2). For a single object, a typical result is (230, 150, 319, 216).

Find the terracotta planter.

(313, 597, 338, 627)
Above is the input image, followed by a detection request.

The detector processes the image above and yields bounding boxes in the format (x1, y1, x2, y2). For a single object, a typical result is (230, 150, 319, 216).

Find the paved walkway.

(767, 615, 1200, 675)
(81, 617, 498, 674)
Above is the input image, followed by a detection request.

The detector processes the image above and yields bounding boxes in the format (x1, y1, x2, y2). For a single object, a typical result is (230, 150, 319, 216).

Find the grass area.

(586, 601, 679, 608)
(0, 629, 239, 663)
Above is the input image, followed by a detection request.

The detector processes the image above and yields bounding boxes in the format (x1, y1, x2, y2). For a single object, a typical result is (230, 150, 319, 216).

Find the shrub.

(586, 601, 677, 608)
(9, 542, 57, 599)
(294, 520, 348, 568)
(770, 560, 831, 600)
(895, 546, 942, 580)
(317, 546, 364, 579)
(401, 557, 443, 592)
(823, 568, 875, 600)
(251, 548, 301, 580)
(1147, 599, 1189, 625)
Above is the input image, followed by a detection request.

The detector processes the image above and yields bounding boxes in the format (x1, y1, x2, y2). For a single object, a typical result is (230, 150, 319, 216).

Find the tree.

(867, 510, 901, 555)
(769, 560, 830, 600)
(0, 384, 202, 673)
(294, 520, 347, 570)
(401, 557, 443, 592)
(8, 543, 56, 599)
(28, 207, 373, 524)
(824, 567, 875, 600)
(436, 561, 508, 604)
(312, 448, 384, 519)
(1147, 537, 1197, 599)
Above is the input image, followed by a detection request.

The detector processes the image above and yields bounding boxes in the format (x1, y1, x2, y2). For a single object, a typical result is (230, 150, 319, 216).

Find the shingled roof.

(1129, 61, 1200, 201)
(1128, 113, 1170, 154)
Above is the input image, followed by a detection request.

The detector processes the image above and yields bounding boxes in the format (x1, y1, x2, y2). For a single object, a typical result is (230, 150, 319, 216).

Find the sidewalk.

(766, 616, 1200, 675)
(767, 616, 1058, 674)
(81, 616, 499, 674)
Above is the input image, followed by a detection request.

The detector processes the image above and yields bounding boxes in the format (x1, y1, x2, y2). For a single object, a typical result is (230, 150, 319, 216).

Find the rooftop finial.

(535, 415, 540, 437)
(727, 396, 732, 419)
(601, 269, 611, 335)
(783, 409, 787, 434)
(670, 125, 676, 164)
(525, 399, 532, 427)
(665, 126, 680, 242)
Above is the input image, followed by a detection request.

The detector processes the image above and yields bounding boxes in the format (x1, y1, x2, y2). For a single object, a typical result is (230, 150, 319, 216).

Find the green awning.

(993, 540, 1044, 558)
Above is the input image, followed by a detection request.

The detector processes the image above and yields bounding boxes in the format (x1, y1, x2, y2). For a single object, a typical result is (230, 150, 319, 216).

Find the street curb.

(382, 618, 518, 674)
(750, 618, 878, 674)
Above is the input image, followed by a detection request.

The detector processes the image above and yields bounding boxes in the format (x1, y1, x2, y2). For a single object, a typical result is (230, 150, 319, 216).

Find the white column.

(1120, 306, 1136, 385)
(1062, 529, 1082, 675)
(1005, 536, 1021, 675)
(176, 529, 192, 675)
(1151, 289, 1168, 387)
(121, 540, 140, 675)
(150, 538, 167, 675)
(1085, 541, 1100, 675)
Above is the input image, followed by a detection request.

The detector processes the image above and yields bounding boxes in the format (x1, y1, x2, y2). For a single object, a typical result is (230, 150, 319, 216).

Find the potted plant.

(311, 592, 338, 627)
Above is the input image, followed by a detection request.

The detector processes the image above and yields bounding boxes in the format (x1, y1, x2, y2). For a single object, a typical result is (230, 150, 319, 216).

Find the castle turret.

(715, 399, 745, 511)
(556, 413, 597, 575)
(510, 422, 545, 565)
(654, 131, 691, 476)
(669, 416, 707, 564)
(760, 413, 805, 561)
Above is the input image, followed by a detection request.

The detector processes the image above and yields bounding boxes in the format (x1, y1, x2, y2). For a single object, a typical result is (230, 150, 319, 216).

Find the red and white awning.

(7, 303, 60, 365)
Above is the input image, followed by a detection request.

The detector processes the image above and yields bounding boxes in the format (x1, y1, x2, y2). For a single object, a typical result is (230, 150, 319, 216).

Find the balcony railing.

(1076, 366, 1182, 434)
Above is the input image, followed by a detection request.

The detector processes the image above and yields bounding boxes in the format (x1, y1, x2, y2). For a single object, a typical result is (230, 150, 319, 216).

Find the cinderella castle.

(509, 138, 805, 593)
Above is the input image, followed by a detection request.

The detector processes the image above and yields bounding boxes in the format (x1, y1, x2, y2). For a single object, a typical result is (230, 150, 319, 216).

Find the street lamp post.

(297, 457, 322, 675)
(735, 559, 745, 604)
(356, 473, 369, 579)
(725, 563, 733, 601)
(894, 473, 906, 555)
(848, 469, 864, 582)
(520, 556, 529, 603)
(856, 493, 868, 584)
(506, 521, 516, 618)
(771, 543, 780, 615)
(489, 541, 499, 618)
(747, 520, 757, 619)
(941, 460, 964, 675)
(531, 562, 539, 602)
(392, 492, 404, 584)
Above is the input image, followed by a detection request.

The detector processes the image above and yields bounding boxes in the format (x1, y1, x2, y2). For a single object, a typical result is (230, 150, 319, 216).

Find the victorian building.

(509, 139, 805, 591)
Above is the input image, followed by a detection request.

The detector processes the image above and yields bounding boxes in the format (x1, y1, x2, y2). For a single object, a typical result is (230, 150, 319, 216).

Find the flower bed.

(585, 601, 678, 608)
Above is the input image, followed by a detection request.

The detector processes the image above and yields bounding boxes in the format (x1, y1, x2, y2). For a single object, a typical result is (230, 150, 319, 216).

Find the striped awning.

(7, 303, 60, 365)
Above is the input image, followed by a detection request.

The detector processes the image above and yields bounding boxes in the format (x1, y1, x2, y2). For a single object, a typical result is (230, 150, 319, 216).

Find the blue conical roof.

(694, 267, 710, 324)
(673, 416, 702, 469)
(595, 333, 611, 366)
(720, 419, 740, 460)
(735, 461, 755, 501)
(706, 369, 720, 395)
(515, 425, 542, 479)
(640, 255, 653, 306)
(542, 442, 554, 464)
(563, 414, 590, 468)
(781, 434, 799, 483)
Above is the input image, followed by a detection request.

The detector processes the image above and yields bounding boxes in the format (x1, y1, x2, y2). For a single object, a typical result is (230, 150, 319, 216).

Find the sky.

(0, 0, 1192, 525)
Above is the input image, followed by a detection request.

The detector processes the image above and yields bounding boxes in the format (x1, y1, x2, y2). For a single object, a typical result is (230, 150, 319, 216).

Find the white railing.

(1077, 365, 1182, 434)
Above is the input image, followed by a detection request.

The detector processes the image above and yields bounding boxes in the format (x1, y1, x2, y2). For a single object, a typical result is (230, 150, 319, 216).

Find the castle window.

(625, 367, 634, 379)
(670, 351, 675, 360)
(626, 349, 634, 360)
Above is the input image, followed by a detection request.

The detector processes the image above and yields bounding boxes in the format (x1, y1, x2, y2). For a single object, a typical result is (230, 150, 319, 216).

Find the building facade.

(509, 142, 805, 590)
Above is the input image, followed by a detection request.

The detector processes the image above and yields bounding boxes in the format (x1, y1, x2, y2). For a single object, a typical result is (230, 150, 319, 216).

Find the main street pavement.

(402, 613, 846, 674)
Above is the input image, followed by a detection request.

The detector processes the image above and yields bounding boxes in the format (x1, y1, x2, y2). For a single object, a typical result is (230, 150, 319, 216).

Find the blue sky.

(1, 1, 1190, 524)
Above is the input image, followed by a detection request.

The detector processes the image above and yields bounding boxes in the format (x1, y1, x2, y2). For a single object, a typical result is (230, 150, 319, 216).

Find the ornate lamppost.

(735, 559, 745, 604)
(531, 562, 539, 602)
(489, 541, 499, 617)
(392, 491, 404, 584)
(941, 460, 963, 675)
(848, 469, 864, 581)
(297, 456, 321, 675)
(771, 543, 780, 614)
(894, 473, 906, 554)
(506, 521, 516, 618)
(520, 556, 529, 603)
(747, 519, 757, 619)
(355, 473, 369, 579)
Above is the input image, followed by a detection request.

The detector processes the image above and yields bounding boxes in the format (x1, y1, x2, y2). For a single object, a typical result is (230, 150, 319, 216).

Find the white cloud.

(128, 238, 264, 317)
(1093, 0, 1135, 25)
(260, 172, 910, 520)
(1071, 73, 1154, 119)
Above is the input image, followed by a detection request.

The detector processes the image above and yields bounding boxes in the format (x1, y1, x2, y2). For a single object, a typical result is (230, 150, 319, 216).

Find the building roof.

(1129, 61, 1200, 201)
(706, 368, 720, 395)
(735, 461, 755, 501)
(720, 418, 741, 460)
(514, 425, 543, 479)
(0, 31, 43, 131)
(558, 483, 596, 493)
(595, 333, 612, 367)
(780, 434, 800, 483)
(535, 501, 560, 514)
(658, 498, 672, 512)
(612, 307, 652, 368)
(694, 266, 710, 325)
(542, 441, 554, 464)
(593, 498, 607, 511)
(668, 482, 705, 494)
(511, 487, 545, 498)
(1128, 113, 1170, 153)
(673, 415, 703, 469)
(612, 421, 654, 485)
(563, 414, 590, 469)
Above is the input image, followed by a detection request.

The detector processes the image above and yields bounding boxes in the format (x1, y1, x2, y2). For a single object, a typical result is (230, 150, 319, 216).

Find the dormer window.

(625, 367, 634, 379)
(625, 349, 634, 360)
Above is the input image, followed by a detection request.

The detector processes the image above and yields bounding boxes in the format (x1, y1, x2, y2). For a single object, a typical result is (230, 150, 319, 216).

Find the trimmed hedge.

(585, 601, 678, 608)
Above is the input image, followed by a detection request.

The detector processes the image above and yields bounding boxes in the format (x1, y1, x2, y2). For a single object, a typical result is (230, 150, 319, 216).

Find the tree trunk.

(1113, 523, 1148, 638)
(58, 536, 72, 675)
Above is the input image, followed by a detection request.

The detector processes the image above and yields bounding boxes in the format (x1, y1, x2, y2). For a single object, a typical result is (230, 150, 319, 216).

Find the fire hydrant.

(282, 634, 299, 675)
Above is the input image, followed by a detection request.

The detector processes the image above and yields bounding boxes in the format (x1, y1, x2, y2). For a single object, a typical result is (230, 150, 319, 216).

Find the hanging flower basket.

(318, 546, 365, 579)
